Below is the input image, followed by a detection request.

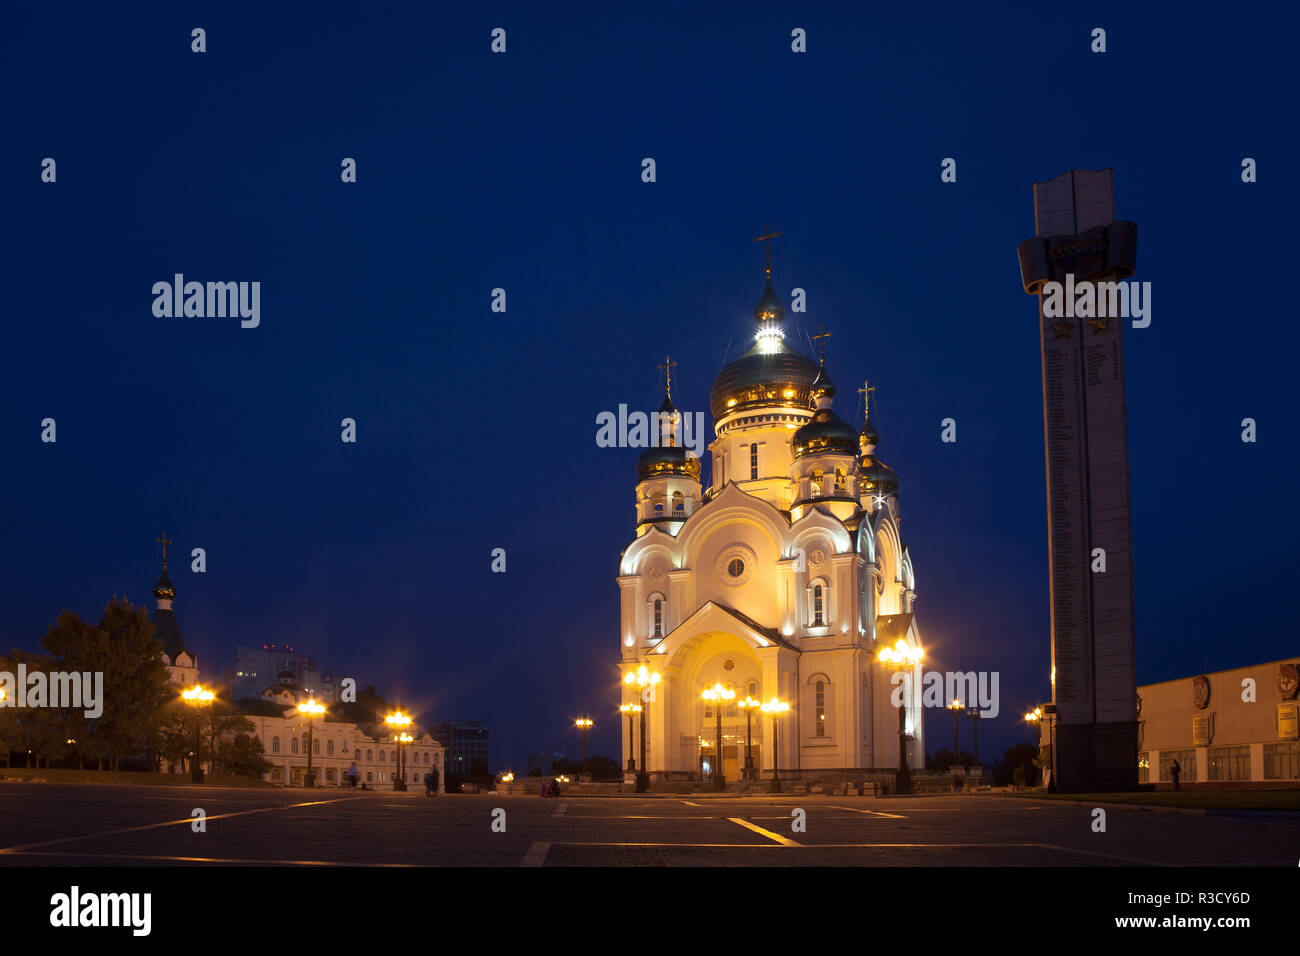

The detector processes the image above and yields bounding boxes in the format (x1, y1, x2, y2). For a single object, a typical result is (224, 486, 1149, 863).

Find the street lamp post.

(575, 717, 593, 774)
(736, 696, 760, 780)
(624, 665, 660, 792)
(1025, 706, 1057, 792)
(619, 703, 641, 772)
(384, 711, 412, 791)
(967, 705, 981, 765)
(701, 683, 736, 791)
(948, 698, 964, 766)
(878, 638, 924, 795)
(182, 685, 214, 783)
(760, 698, 790, 793)
(298, 698, 325, 788)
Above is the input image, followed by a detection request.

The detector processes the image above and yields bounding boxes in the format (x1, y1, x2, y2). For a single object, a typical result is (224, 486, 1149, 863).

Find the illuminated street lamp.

(760, 698, 790, 793)
(500, 770, 514, 795)
(948, 698, 964, 766)
(624, 665, 660, 792)
(736, 696, 761, 780)
(575, 717, 593, 773)
(384, 711, 412, 791)
(297, 698, 326, 788)
(878, 638, 924, 795)
(182, 685, 215, 783)
(967, 703, 982, 765)
(619, 702, 641, 772)
(1025, 705, 1057, 792)
(701, 683, 736, 791)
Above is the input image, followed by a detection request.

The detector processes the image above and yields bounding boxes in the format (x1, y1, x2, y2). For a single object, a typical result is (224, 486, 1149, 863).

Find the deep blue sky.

(2, 2, 1295, 770)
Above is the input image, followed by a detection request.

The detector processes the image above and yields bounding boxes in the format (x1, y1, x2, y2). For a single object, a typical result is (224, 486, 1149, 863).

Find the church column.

(776, 558, 799, 639)
(667, 569, 691, 635)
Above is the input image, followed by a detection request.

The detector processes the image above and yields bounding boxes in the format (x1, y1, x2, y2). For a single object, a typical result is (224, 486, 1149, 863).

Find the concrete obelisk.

(1017, 169, 1139, 791)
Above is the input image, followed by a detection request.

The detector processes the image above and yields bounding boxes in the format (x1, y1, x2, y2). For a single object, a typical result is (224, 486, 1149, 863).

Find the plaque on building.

(1192, 714, 1213, 746)
(1277, 663, 1298, 701)
(1278, 704, 1299, 741)
(1192, 675, 1210, 710)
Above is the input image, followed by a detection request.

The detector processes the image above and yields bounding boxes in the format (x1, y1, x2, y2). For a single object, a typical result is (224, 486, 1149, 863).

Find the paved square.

(0, 785, 1292, 867)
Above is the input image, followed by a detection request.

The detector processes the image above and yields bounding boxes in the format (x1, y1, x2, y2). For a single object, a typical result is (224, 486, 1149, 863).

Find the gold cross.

(657, 354, 677, 396)
(156, 532, 172, 569)
(754, 222, 782, 278)
(858, 380, 876, 420)
(811, 324, 833, 365)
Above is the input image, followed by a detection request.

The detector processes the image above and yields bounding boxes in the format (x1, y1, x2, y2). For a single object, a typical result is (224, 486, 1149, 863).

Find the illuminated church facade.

(617, 248, 925, 782)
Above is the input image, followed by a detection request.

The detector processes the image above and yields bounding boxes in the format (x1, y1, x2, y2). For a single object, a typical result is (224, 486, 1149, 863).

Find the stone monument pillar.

(1016, 169, 1139, 792)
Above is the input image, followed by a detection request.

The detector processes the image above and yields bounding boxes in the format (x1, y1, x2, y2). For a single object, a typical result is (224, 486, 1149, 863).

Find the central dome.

(710, 278, 819, 420)
(710, 345, 821, 420)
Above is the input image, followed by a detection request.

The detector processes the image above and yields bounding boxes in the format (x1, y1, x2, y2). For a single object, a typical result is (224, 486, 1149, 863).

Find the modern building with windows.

(234, 644, 337, 702)
(1133, 657, 1300, 787)
(431, 721, 491, 779)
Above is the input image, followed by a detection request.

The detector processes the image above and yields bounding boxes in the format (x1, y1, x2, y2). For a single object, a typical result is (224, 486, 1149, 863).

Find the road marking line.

(681, 800, 704, 807)
(830, 805, 906, 819)
(0, 797, 363, 854)
(521, 842, 551, 866)
(727, 817, 802, 847)
(1036, 842, 1162, 866)
(553, 802, 568, 817)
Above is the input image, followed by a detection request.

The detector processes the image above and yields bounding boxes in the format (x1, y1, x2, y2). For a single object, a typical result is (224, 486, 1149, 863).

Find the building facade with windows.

(616, 259, 926, 783)
(431, 721, 491, 780)
(239, 679, 444, 791)
(234, 644, 336, 702)
(1134, 657, 1300, 787)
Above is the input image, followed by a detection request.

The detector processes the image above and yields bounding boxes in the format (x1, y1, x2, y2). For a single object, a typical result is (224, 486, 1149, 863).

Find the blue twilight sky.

(1, 2, 1295, 770)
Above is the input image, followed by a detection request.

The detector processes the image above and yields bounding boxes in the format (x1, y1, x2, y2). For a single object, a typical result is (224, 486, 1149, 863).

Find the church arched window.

(291, 737, 299, 754)
(272, 736, 280, 754)
(327, 739, 335, 756)
(354, 749, 361, 762)
(313, 738, 320, 755)
(653, 598, 663, 638)
(750, 443, 759, 480)
(815, 681, 826, 737)
(810, 469, 823, 498)
(748, 680, 758, 698)
(672, 491, 684, 515)
(813, 583, 825, 626)
(366, 749, 373, 761)
(833, 467, 846, 492)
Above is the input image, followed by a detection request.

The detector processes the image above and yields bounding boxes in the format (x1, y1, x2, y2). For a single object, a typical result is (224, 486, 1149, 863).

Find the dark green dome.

(637, 444, 702, 482)
(860, 455, 899, 496)
(793, 408, 859, 459)
(710, 345, 820, 420)
(860, 416, 879, 448)
(809, 366, 836, 400)
(152, 568, 175, 601)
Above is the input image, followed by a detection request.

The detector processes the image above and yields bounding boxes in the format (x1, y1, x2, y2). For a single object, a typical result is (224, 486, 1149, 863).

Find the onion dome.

(860, 455, 900, 497)
(793, 406, 860, 459)
(710, 280, 819, 420)
(809, 365, 836, 400)
(152, 567, 176, 601)
(860, 416, 879, 449)
(638, 375, 702, 482)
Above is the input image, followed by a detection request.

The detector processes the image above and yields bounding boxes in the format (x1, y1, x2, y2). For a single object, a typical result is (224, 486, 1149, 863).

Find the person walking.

(424, 772, 434, 797)
(347, 761, 360, 790)
(1170, 759, 1182, 791)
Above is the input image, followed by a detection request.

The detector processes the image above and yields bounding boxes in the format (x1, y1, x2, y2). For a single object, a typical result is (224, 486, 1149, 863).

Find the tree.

(217, 732, 271, 778)
(586, 755, 620, 779)
(993, 742, 1040, 787)
(41, 598, 171, 770)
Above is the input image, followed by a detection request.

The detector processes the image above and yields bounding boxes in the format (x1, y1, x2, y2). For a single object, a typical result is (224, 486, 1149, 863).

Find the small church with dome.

(617, 236, 926, 784)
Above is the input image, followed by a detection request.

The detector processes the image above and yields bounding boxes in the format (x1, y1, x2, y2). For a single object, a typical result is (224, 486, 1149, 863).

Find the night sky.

(2, 2, 1295, 771)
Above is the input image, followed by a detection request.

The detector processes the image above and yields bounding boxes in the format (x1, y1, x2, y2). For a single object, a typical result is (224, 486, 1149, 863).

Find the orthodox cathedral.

(617, 242, 926, 783)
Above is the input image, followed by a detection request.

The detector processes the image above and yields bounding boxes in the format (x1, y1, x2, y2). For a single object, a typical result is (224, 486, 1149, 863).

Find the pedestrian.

(347, 761, 360, 790)
(424, 772, 434, 797)
(540, 778, 548, 798)
(1171, 759, 1181, 791)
